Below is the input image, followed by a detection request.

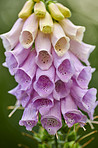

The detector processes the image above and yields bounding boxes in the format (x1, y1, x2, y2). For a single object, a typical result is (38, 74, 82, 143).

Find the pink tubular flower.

(53, 75, 72, 101)
(69, 51, 92, 89)
(5, 43, 31, 75)
(33, 66, 55, 97)
(61, 95, 87, 128)
(0, 18, 25, 51)
(8, 84, 33, 108)
(19, 103, 38, 131)
(53, 49, 74, 82)
(19, 13, 38, 49)
(71, 79, 97, 120)
(51, 22, 70, 56)
(59, 19, 85, 42)
(32, 91, 54, 115)
(15, 50, 37, 90)
(41, 100, 62, 135)
(35, 31, 53, 70)
(69, 40, 95, 65)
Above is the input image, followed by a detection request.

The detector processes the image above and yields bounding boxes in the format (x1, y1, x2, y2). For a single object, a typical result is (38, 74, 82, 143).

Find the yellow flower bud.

(56, 3, 71, 18)
(34, 1, 46, 17)
(18, 0, 34, 19)
(48, 3, 64, 21)
(33, 0, 40, 2)
(39, 11, 53, 34)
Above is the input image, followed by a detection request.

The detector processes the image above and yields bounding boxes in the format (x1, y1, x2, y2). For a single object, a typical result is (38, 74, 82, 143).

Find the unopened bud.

(48, 2, 64, 21)
(33, 0, 40, 2)
(39, 11, 53, 34)
(18, 0, 34, 19)
(56, 3, 71, 18)
(34, 1, 46, 17)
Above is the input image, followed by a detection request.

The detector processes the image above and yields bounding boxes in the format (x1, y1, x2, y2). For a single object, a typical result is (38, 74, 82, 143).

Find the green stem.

(55, 135, 58, 148)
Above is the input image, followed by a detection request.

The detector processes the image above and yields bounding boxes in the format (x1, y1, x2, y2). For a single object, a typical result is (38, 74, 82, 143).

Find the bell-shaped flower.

(71, 79, 97, 119)
(34, 1, 46, 18)
(56, 3, 71, 18)
(5, 43, 31, 75)
(51, 22, 70, 56)
(19, 13, 38, 49)
(41, 100, 62, 135)
(33, 66, 55, 97)
(48, 2, 64, 21)
(61, 95, 87, 128)
(53, 49, 74, 82)
(0, 18, 25, 51)
(19, 103, 38, 131)
(69, 40, 95, 65)
(15, 50, 37, 90)
(75, 66, 92, 89)
(8, 84, 33, 108)
(59, 19, 85, 42)
(71, 79, 89, 101)
(69, 51, 92, 89)
(35, 31, 53, 70)
(39, 11, 53, 34)
(53, 75, 72, 101)
(32, 91, 54, 115)
(18, 0, 34, 19)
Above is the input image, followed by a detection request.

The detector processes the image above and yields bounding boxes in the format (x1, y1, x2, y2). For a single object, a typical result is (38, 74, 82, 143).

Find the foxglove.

(0, 0, 97, 139)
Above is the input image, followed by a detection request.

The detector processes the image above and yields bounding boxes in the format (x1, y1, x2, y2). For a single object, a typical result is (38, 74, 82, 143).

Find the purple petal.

(32, 91, 54, 115)
(69, 40, 95, 65)
(53, 76, 72, 100)
(15, 50, 37, 90)
(76, 66, 92, 89)
(76, 88, 97, 119)
(8, 84, 33, 107)
(88, 101, 98, 120)
(33, 66, 55, 97)
(0, 18, 25, 51)
(71, 79, 87, 102)
(35, 31, 53, 70)
(82, 88, 97, 110)
(69, 51, 92, 88)
(61, 96, 87, 127)
(71, 80, 97, 119)
(5, 43, 31, 75)
(41, 100, 62, 135)
(19, 104, 38, 131)
(53, 49, 74, 82)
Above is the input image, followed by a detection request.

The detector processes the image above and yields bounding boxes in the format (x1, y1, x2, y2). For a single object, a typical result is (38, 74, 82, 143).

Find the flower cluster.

(0, 0, 98, 135)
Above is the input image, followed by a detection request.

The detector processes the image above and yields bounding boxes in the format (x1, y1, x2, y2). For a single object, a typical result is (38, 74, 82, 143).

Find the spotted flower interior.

(0, 0, 97, 135)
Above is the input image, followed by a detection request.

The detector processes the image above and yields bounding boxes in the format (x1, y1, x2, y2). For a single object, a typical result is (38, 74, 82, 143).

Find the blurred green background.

(0, 0, 98, 147)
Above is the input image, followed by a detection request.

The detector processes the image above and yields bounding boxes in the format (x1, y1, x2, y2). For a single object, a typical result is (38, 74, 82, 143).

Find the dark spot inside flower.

(46, 118, 59, 127)
(34, 98, 52, 108)
(21, 31, 33, 45)
(55, 37, 68, 54)
(58, 59, 72, 76)
(36, 75, 53, 92)
(38, 51, 50, 64)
